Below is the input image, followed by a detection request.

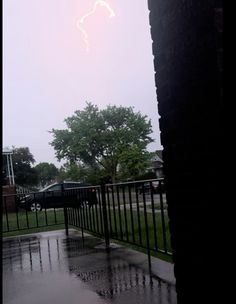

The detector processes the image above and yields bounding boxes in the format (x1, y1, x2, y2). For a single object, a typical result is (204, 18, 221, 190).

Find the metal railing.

(16, 185, 39, 194)
(66, 179, 172, 260)
(2, 191, 65, 233)
(2, 179, 172, 259)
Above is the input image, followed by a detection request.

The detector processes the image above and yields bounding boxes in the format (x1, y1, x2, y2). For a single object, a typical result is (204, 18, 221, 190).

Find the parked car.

(138, 180, 165, 195)
(17, 181, 98, 212)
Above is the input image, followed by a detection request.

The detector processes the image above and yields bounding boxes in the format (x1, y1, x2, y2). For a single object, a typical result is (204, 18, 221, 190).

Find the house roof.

(156, 150, 163, 160)
(151, 150, 163, 163)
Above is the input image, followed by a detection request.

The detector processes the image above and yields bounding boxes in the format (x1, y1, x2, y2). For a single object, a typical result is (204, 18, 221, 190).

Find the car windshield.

(39, 184, 58, 192)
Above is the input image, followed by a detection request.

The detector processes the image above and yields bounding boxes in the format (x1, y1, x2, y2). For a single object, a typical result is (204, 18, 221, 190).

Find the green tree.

(34, 162, 59, 187)
(50, 102, 154, 181)
(118, 145, 152, 180)
(57, 162, 104, 185)
(12, 147, 39, 187)
(58, 162, 87, 182)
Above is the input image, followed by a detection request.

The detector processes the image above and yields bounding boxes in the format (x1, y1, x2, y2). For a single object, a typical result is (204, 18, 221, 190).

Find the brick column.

(148, 1, 223, 302)
(2, 185, 17, 213)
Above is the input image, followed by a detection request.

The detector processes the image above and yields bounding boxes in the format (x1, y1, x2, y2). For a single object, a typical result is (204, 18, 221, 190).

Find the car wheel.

(30, 202, 42, 212)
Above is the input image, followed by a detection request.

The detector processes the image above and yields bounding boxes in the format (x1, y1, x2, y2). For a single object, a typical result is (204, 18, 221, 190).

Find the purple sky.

(3, 0, 162, 167)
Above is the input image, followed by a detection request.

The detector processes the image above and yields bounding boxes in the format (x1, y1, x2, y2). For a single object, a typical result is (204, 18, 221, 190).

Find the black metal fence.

(66, 179, 172, 259)
(2, 179, 172, 259)
(2, 192, 65, 233)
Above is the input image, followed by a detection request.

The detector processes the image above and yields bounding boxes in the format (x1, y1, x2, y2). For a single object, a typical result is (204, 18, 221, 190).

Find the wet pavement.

(3, 229, 177, 304)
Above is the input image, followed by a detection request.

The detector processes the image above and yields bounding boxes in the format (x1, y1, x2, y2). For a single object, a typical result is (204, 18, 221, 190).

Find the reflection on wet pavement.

(3, 230, 177, 304)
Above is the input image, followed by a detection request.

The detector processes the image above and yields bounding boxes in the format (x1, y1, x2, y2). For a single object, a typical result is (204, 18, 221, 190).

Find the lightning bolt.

(77, 0, 115, 51)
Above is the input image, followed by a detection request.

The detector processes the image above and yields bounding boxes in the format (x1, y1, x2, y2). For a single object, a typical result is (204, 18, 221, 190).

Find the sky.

(3, 0, 162, 168)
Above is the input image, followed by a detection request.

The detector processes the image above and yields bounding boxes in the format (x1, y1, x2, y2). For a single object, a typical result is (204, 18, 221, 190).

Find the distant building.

(2, 147, 15, 185)
(148, 150, 164, 178)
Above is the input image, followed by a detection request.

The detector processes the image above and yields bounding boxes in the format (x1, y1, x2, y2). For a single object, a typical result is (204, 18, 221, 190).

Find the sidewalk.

(3, 229, 176, 304)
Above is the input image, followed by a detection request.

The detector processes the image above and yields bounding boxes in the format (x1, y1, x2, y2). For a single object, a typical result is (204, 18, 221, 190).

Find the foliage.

(50, 103, 154, 181)
(58, 162, 86, 182)
(12, 147, 39, 186)
(58, 162, 105, 185)
(34, 162, 59, 187)
(118, 145, 152, 180)
(12, 146, 35, 164)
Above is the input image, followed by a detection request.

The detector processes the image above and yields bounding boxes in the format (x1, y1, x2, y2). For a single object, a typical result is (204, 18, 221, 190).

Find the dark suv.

(17, 181, 98, 212)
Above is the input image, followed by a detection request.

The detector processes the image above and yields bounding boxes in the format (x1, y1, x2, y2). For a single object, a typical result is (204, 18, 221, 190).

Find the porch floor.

(3, 229, 177, 304)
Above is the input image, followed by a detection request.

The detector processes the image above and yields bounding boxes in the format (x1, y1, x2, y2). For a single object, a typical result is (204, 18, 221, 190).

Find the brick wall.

(148, 0, 223, 302)
(2, 185, 17, 213)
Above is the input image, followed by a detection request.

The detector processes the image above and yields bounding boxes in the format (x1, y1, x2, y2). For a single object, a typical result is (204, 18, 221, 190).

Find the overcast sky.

(3, 0, 162, 167)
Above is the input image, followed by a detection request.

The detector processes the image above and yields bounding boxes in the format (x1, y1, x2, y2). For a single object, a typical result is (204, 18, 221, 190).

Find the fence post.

(64, 207, 69, 236)
(100, 181, 110, 249)
(62, 183, 69, 236)
(142, 183, 152, 272)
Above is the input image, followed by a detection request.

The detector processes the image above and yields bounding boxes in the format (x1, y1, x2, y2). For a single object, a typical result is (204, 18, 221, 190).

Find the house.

(148, 150, 164, 178)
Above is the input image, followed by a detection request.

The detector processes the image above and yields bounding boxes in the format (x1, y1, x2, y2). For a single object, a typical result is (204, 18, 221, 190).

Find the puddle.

(3, 231, 177, 304)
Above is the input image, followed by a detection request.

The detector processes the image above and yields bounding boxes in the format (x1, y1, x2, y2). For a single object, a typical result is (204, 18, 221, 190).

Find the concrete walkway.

(3, 229, 176, 304)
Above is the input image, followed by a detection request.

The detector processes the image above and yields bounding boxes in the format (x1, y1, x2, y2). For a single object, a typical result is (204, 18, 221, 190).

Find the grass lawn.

(2, 209, 65, 237)
(68, 206, 172, 255)
(108, 209, 171, 254)
(3, 206, 172, 261)
(147, 203, 168, 210)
